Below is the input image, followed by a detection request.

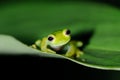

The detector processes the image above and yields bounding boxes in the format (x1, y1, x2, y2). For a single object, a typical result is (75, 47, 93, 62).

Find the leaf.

(0, 34, 65, 58)
(82, 23, 120, 70)
(0, 2, 120, 70)
(0, 2, 120, 44)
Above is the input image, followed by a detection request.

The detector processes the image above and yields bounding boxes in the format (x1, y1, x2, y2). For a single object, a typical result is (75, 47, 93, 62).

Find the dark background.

(0, 0, 120, 8)
(0, 55, 119, 80)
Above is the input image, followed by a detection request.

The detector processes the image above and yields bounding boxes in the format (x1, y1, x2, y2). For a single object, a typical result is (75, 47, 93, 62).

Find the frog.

(31, 29, 83, 58)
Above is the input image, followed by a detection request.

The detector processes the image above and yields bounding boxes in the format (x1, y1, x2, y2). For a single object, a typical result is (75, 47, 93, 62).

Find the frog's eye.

(63, 29, 71, 36)
(65, 29, 71, 35)
(48, 36, 54, 41)
(48, 35, 55, 41)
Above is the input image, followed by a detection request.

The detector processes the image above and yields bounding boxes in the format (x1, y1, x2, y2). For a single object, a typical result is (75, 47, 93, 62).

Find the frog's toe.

(47, 49, 56, 54)
(35, 40, 41, 46)
(76, 49, 84, 58)
(77, 41, 83, 47)
(31, 44, 37, 49)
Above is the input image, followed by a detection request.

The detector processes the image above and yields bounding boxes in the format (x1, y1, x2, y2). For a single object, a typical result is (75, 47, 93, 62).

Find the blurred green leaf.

(81, 23, 120, 70)
(0, 2, 120, 43)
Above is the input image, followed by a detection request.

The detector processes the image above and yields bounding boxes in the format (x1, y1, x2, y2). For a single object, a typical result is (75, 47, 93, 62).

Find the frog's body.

(31, 29, 83, 58)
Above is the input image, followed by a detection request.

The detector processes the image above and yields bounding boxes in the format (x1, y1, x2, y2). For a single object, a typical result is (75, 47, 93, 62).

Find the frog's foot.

(43, 48, 56, 54)
(76, 49, 84, 58)
(30, 44, 37, 49)
(65, 52, 74, 58)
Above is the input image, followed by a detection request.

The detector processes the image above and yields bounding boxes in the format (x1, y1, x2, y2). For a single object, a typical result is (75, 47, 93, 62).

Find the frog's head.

(47, 29, 71, 48)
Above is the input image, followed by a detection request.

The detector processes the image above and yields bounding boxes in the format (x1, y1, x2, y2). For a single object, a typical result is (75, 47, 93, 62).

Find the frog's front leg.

(30, 40, 41, 49)
(65, 41, 83, 58)
(75, 41, 83, 58)
(65, 44, 76, 58)
(40, 37, 56, 53)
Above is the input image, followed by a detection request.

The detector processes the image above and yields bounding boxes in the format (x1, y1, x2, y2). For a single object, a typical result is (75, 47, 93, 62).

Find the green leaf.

(0, 2, 120, 43)
(0, 2, 120, 70)
(0, 34, 65, 58)
(82, 23, 120, 70)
